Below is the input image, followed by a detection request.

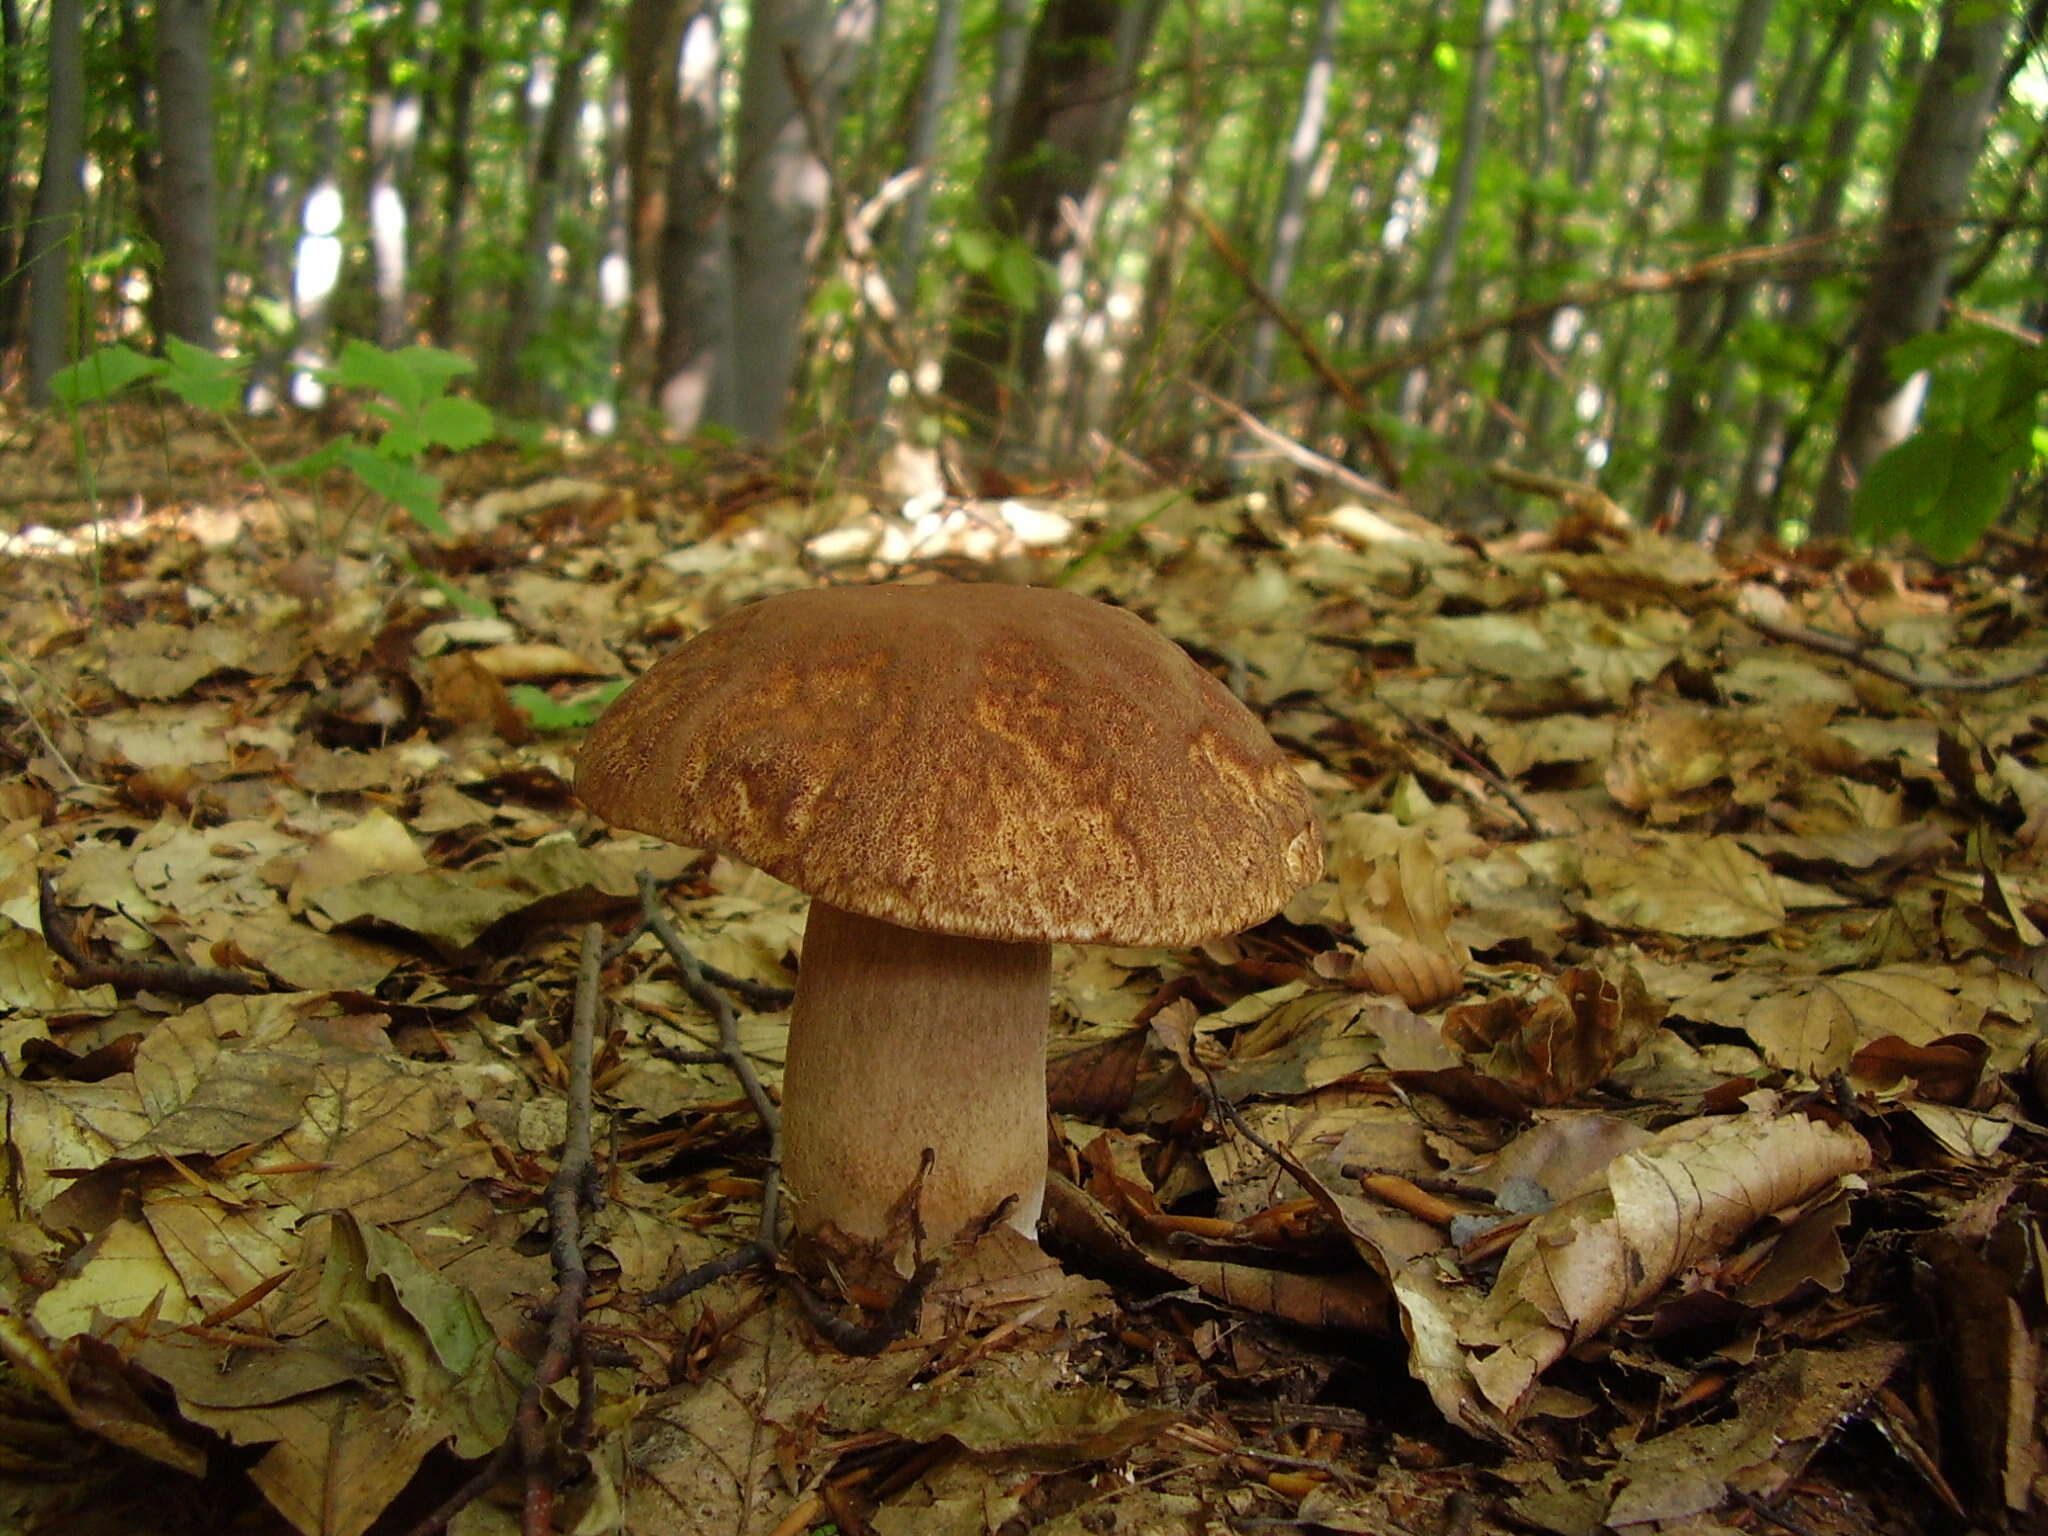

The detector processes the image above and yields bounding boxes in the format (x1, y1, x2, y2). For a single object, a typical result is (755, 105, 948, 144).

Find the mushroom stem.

(781, 900, 1051, 1246)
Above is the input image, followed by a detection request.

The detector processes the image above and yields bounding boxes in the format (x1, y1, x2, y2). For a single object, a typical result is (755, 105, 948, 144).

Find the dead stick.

(1178, 191, 1401, 490)
(40, 871, 266, 997)
(637, 873, 786, 1273)
(1743, 611, 2048, 694)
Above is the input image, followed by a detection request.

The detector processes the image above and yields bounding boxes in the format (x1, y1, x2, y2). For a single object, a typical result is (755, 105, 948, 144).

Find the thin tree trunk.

(289, 25, 345, 406)
(364, 15, 411, 348)
(986, 0, 1034, 160)
(725, 0, 878, 442)
(154, 0, 220, 345)
(1116, 2, 1213, 443)
(1238, 0, 1342, 400)
(1737, 9, 1879, 526)
(1473, 0, 1566, 468)
(939, 0, 1165, 447)
(1341, 2, 1444, 408)
(1516, 1, 1616, 461)
(637, 0, 735, 432)
(25, 0, 84, 403)
(1397, 0, 1513, 424)
(425, 0, 486, 346)
(490, 0, 606, 406)
(1639, 0, 1774, 528)
(1812, 0, 2013, 534)
(847, 0, 965, 428)
(248, 2, 310, 409)
(0, 0, 27, 355)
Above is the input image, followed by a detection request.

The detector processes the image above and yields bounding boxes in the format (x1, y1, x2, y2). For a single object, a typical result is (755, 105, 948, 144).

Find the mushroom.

(575, 582, 1322, 1253)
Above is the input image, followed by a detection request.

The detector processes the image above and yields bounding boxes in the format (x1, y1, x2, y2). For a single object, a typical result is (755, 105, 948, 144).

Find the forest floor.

(2, 406, 2047, 1536)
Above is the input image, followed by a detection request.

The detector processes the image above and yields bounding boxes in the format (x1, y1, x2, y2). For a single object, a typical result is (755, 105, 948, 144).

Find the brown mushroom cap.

(576, 582, 1322, 945)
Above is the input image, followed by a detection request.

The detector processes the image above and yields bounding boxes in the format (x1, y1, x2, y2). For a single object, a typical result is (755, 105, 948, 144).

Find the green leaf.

(953, 228, 996, 274)
(415, 395, 494, 452)
(389, 345, 476, 396)
(992, 243, 1040, 311)
(508, 679, 631, 733)
(1886, 328, 1992, 379)
(50, 345, 165, 407)
(158, 337, 249, 413)
(402, 556, 497, 618)
(1853, 430, 1954, 544)
(337, 441, 449, 535)
(285, 438, 348, 480)
(326, 338, 425, 411)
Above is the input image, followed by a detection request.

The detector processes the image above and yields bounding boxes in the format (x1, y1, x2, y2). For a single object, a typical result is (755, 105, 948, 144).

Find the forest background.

(0, 0, 2044, 545)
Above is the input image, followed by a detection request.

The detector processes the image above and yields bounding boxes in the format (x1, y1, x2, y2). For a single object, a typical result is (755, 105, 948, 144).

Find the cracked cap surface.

(575, 582, 1323, 946)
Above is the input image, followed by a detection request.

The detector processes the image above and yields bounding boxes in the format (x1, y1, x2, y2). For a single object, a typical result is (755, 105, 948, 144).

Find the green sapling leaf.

(327, 338, 426, 411)
(417, 396, 494, 452)
(51, 345, 165, 407)
(508, 679, 631, 733)
(337, 441, 450, 535)
(159, 337, 250, 413)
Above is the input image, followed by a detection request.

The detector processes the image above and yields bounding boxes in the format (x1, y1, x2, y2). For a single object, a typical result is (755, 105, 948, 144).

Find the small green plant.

(52, 337, 495, 546)
(287, 339, 495, 539)
(507, 679, 632, 733)
(1852, 326, 2048, 561)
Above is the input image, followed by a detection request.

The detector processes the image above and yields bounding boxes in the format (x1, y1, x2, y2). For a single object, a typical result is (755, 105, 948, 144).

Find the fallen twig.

(1182, 378, 1406, 510)
(40, 871, 268, 997)
(405, 924, 606, 1536)
(635, 872, 786, 1290)
(1743, 610, 2048, 694)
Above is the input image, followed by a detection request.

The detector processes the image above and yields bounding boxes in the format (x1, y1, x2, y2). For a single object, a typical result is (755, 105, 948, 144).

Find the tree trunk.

(489, 0, 606, 406)
(425, 0, 486, 347)
(1735, 9, 1879, 526)
(363, 14, 414, 349)
(25, 0, 84, 403)
(619, 0, 735, 432)
(1638, 0, 1773, 529)
(247, 1, 311, 410)
(1473, 0, 1567, 469)
(0, 0, 27, 355)
(847, 0, 965, 429)
(939, 0, 1164, 448)
(1397, 0, 1513, 424)
(1514, 2, 1615, 462)
(153, 0, 220, 346)
(1811, 0, 2013, 535)
(289, 32, 345, 406)
(1238, 0, 1342, 401)
(725, 0, 878, 442)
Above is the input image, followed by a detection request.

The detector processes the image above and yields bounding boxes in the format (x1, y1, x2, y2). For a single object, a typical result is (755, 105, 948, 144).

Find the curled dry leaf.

(1442, 962, 1663, 1105)
(1315, 941, 1463, 1008)
(1461, 1110, 1872, 1417)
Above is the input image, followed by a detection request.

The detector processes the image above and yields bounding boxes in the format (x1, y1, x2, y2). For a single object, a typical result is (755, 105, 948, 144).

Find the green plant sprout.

(50, 338, 497, 614)
(1852, 326, 2048, 562)
(506, 679, 632, 733)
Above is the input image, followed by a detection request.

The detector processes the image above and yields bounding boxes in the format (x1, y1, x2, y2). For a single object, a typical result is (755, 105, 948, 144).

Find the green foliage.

(952, 228, 1042, 312)
(291, 341, 495, 536)
(52, 338, 495, 548)
(507, 679, 632, 734)
(1853, 328, 2046, 561)
(49, 343, 165, 406)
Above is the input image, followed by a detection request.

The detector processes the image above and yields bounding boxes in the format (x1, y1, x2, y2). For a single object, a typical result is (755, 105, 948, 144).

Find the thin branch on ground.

(635, 872, 786, 1293)
(40, 871, 268, 997)
(405, 924, 606, 1536)
(1743, 610, 2048, 693)
(1373, 702, 1549, 836)
(0, 649, 82, 785)
(1182, 378, 1406, 511)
